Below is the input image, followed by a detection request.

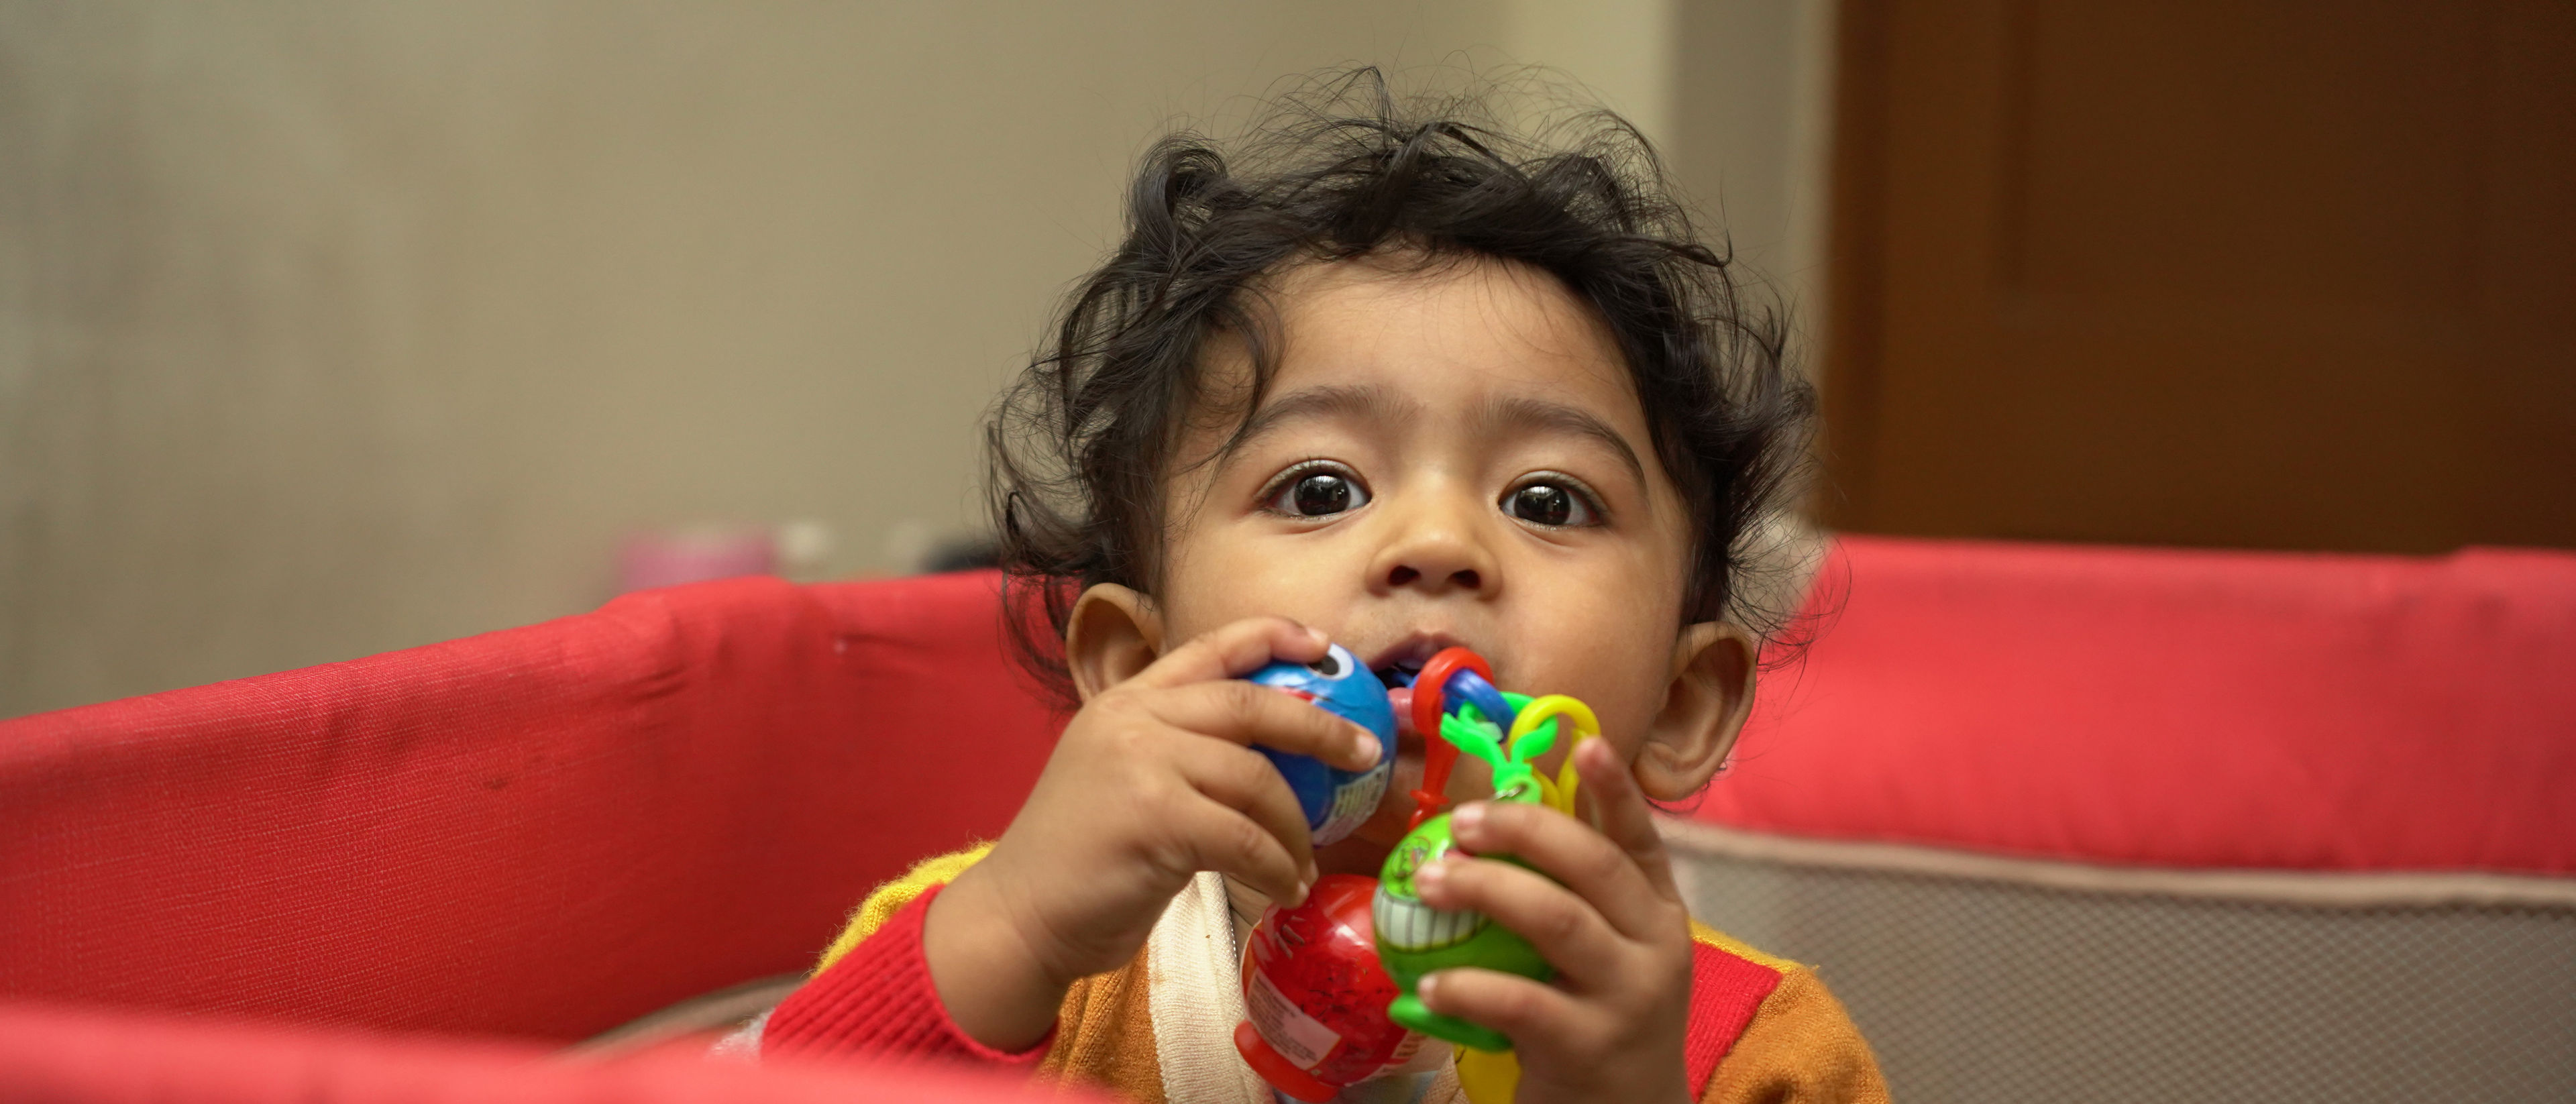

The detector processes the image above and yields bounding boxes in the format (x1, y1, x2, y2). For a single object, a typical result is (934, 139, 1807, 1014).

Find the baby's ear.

(1634, 622, 1759, 802)
(1065, 584, 1165, 702)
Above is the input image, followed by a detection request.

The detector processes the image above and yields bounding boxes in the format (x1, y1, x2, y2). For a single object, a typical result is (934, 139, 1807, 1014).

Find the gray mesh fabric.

(1670, 833, 2576, 1103)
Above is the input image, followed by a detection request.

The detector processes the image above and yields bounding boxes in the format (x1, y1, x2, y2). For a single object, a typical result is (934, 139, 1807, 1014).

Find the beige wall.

(1672, 0, 1838, 334)
(0, 1, 1827, 718)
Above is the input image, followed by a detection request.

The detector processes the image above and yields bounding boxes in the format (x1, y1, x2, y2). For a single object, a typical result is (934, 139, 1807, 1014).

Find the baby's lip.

(1364, 632, 1477, 681)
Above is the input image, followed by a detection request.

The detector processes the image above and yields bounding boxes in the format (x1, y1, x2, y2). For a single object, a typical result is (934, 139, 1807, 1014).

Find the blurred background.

(1, 0, 2567, 719)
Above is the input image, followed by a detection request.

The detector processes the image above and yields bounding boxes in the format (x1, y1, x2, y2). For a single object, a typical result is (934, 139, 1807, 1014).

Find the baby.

(748, 72, 1886, 1104)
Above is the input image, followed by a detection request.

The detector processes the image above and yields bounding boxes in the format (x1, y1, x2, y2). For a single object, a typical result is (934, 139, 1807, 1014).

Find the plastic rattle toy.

(1234, 641, 1601, 1104)
(1232, 874, 1422, 1101)
(1240, 643, 1399, 846)
(1375, 647, 1601, 1101)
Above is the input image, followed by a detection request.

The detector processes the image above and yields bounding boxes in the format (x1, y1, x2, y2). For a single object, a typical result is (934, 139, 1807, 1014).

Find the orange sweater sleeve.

(1696, 966, 1890, 1104)
(1681, 918, 1889, 1103)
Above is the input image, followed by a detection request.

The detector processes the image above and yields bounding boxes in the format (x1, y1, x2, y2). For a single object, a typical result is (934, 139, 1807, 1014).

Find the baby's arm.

(765, 877, 1053, 1066)
(922, 617, 1383, 1050)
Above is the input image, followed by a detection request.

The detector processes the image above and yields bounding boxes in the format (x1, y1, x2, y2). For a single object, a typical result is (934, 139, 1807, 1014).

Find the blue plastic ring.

(1442, 668, 1517, 731)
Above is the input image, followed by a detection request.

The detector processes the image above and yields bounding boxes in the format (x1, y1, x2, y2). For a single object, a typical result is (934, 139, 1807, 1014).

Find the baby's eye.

(1265, 467, 1371, 518)
(1501, 480, 1599, 528)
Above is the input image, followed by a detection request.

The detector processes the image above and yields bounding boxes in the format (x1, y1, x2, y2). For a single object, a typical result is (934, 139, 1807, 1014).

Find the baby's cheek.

(1542, 627, 1676, 747)
(1523, 724, 1650, 796)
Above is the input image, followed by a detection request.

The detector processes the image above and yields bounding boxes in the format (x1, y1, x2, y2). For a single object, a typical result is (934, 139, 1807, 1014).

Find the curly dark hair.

(987, 69, 1814, 707)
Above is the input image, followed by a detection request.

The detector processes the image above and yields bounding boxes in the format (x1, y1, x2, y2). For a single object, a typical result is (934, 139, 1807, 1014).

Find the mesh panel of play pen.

(1666, 824, 2576, 1103)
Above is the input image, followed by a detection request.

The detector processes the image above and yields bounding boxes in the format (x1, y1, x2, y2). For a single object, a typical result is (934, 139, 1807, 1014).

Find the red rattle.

(1234, 875, 1421, 1101)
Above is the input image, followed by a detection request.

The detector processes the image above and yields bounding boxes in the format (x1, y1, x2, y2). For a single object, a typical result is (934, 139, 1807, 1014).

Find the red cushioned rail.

(0, 571, 1061, 1040)
(7, 539, 2570, 1100)
(1705, 537, 2576, 876)
(0, 997, 1106, 1104)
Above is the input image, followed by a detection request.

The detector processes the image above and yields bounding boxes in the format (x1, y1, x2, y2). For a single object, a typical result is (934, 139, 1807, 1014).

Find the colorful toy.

(1232, 875, 1422, 1101)
(1235, 642, 1601, 1104)
(1376, 647, 1601, 1100)
(1241, 643, 1398, 846)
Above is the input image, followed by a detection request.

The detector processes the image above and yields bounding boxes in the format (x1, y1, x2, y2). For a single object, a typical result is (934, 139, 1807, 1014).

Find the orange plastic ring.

(1409, 647, 1493, 740)
(1407, 647, 1495, 828)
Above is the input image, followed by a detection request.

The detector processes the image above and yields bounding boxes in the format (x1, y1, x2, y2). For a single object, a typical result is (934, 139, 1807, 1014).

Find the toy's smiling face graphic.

(1371, 815, 1488, 952)
(1380, 830, 1437, 900)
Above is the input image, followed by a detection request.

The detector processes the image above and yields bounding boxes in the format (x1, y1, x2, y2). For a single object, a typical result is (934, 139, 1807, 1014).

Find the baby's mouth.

(1375, 655, 1424, 691)
(1364, 633, 1479, 692)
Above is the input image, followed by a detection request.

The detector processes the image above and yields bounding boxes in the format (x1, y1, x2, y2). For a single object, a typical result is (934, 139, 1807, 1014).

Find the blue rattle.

(1240, 643, 1399, 846)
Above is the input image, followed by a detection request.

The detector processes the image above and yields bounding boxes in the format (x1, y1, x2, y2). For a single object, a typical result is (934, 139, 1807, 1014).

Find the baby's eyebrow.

(1479, 394, 1648, 486)
(1230, 383, 1414, 453)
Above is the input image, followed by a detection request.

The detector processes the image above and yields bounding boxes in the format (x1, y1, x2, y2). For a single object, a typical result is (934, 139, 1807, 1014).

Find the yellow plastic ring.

(1505, 695, 1599, 816)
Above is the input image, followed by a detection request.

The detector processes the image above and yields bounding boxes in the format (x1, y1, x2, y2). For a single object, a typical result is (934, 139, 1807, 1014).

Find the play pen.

(4, 536, 2569, 1101)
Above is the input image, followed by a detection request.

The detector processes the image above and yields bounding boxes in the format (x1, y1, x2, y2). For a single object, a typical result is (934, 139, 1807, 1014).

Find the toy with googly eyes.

(1232, 643, 1409, 1101)
(1239, 643, 1399, 846)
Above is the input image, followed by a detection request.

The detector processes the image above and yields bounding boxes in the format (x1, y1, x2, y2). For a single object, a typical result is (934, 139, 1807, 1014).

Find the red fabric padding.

(1682, 944, 1784, 1095)
(0, 997, 1104, 1104)
(1703, 537, 2576, 875)
(0, 571, 1061, 1039)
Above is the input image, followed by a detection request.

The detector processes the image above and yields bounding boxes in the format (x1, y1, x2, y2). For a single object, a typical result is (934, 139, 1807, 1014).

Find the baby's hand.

(1410, 738, 1696, 1104)
(924, 616, 1383, 1052)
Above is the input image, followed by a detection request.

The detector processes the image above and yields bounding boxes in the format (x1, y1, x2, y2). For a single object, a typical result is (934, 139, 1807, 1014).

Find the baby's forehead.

(1261, 251, 1617, 351)
(1205, 253, 1650, 434)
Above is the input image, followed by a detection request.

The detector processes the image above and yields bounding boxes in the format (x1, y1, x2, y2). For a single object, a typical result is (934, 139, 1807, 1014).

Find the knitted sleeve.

(1695, 967, 1890, 1104)
(1678, 918, 1889, 1104)
(761, 844, 1056, 1066)
(814, 844, 996, 975)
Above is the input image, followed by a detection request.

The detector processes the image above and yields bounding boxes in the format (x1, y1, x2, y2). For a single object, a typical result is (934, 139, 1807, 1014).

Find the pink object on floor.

(619, 528, 780, 592)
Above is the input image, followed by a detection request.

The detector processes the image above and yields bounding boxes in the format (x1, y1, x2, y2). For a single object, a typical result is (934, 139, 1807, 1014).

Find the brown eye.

(1269, 470, 1370, 517)
(1503, 482, 1597, 527)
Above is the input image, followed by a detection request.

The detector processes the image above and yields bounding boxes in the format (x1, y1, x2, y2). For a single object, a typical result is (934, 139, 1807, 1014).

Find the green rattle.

(1373, 650, 1601, 1054)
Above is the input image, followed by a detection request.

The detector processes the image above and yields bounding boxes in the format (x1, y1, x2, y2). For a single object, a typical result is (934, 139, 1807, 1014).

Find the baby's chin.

(1314, 824, 1400, 878)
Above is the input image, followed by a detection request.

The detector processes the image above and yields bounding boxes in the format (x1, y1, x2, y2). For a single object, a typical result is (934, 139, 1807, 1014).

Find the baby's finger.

(1572, 738, 1682, 902)
(1129, 616, 1330, 690)
(1415, 967, 1582, 1052)
(1171, 795, 1310, 906)
(1177, 740, 1317, 885)
(1449, 798, 1664, 942)
(1414, 855, 1625, 988)
(1151, 680, 1381, 771)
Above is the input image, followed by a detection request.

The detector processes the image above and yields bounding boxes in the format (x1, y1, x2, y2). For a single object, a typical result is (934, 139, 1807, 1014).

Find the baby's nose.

(1371, 501, 1501, 598)
(1385, 561, 1480, 591)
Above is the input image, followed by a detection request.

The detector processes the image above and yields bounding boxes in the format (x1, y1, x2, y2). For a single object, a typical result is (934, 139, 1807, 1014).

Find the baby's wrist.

(922, 868, 1071, 1052)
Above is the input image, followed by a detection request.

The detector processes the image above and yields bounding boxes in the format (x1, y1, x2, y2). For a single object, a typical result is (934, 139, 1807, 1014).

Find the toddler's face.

(1150, 253, 1705, 857)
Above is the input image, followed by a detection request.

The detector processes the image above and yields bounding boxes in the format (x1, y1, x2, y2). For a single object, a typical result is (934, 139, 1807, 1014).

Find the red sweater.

(764, 885, 1051, 1068)
(764, 869, 1886, 1103)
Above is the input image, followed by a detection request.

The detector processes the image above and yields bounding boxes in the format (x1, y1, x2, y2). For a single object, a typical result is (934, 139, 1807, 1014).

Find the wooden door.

(1821, 0, 2575, 552)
